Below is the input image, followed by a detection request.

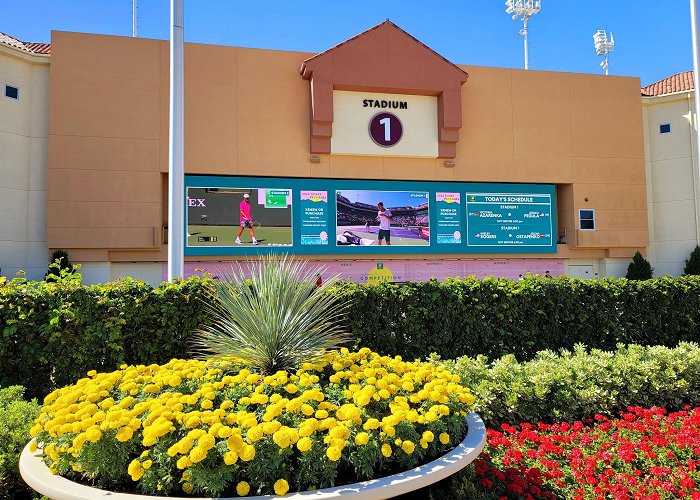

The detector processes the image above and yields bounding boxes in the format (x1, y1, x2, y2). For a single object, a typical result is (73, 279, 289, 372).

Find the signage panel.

(331, 90, 438, 157)
(465, 193, 554, 249)
(184, 176, 557, 256)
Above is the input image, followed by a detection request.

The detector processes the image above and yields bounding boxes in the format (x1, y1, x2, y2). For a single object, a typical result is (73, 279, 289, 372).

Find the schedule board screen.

(184, 176, 557, 256)
(465, 193, 553, 248)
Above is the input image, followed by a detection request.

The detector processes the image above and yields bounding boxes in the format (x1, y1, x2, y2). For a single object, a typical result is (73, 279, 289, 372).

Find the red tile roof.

(0, 32, 51, 55)
(641, 71, 693, 97)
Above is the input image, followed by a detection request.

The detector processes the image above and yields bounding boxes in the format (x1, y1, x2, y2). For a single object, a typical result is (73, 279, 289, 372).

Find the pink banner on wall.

(163, 259, 564, 283)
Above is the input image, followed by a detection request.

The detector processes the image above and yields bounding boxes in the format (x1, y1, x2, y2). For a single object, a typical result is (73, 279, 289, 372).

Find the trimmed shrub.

(625, 250, 653, 280)
(3, 274, 700, 399)
(0, 275, 212, 399)
(443, 342, 700, 426)
(340, 275, 700, 361)
(684, 245, 700, 275)
(0, 386, 39, 500)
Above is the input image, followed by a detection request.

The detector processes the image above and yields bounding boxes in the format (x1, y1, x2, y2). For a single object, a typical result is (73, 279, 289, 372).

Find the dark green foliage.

(625, 250, 653, 280)
(0, 275, 213, 399)
(45, 250, 75, 283)
(684, 245, 700, 275)
(444, 342, 700, 426)
(0, 386, 39, 500)
(340, 275, 700, 361)
(3, 274, 700, 400)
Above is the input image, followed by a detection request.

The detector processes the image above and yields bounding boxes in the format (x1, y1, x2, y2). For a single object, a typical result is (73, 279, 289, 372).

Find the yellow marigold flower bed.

(30, 347, 474, 497)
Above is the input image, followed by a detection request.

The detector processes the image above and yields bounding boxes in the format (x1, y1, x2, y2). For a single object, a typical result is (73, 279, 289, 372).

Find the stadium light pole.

(132, 0, 137, 37)
(691, 0, 700, 245)
(505, 0, 541, 70)
(168, 0, 184, 281)
(593, 30, 614, 75)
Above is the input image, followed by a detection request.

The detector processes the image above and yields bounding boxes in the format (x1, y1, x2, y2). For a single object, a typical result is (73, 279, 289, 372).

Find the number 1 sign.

(369, 112, 403, 147)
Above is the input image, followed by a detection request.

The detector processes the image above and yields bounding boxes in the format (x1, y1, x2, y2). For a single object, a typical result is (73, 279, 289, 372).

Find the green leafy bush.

(3, 274, 700, 400)
(442, 342, 700, 426)
(0, 386, 39, 500)
(0, 275, 212, 399)
(625, 250, 653, 280)
(340, 275, 700, 361)
(684, 245, 700, 275)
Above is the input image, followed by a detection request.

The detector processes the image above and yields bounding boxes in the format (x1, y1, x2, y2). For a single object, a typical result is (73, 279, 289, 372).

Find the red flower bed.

(473, 405, 700, 499)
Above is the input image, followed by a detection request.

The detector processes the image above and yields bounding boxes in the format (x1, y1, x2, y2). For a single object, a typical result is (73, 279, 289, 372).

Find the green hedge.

(3, 274, 700, 400)
(0, 386, 39, 500)
(443, 342, 700, 426)
(341, 276, 700, 360)
(0, 276, 211, 399)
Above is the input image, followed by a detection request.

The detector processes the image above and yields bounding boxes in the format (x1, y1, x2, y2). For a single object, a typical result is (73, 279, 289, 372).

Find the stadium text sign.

(184, 175, 557, 257)
(331, 91, 438, 157)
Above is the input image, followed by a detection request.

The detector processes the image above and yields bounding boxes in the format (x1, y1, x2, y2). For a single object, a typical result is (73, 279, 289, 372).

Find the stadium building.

(2, 22, 694, 284)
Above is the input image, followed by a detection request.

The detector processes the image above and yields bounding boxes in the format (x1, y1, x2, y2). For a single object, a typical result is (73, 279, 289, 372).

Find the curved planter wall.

(21, 412, 486, 500)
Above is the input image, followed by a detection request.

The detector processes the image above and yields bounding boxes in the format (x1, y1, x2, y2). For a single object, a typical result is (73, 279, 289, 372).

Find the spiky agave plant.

(193, 254, 352, 375)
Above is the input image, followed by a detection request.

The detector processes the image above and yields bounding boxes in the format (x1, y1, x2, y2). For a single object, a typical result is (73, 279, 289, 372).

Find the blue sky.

(4, 1, 694, 86)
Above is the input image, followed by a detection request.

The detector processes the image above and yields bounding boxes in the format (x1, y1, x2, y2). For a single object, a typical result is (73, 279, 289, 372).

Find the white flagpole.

(168, 0, 184, 281)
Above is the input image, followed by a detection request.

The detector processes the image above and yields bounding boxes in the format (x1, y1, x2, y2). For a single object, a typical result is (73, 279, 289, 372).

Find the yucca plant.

(193, 254, 352, 375)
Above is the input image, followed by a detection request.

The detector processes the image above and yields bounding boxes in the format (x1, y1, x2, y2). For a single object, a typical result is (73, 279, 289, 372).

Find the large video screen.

(184, 176, 556, 256)
(186, 187, 292, 248)
(335, 190, 429, 247)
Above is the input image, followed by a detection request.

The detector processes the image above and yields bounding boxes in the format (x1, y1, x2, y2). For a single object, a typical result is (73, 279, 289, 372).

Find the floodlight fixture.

(505, 0, 541, 70)
(593, 29, 615, 75)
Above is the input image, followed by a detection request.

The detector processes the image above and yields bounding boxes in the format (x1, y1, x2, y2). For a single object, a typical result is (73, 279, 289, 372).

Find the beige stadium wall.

(642, 92, 700, 276)
(0, 44, 49, 281)
(46, 31, 648, 284)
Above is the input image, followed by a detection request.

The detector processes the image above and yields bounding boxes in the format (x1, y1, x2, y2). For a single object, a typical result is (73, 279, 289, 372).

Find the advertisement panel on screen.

(184, 176, 557, 256)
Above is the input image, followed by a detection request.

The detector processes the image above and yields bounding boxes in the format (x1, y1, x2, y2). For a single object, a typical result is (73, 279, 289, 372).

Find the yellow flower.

(223, 450, 238, 465)
(354, 432, 370, 445)
(85, 426, 102, 443)
(142, 459, 153, 470)
(29, 441, 38, 453)
(182, 482, 194, 494)
(189, 446, 207, 463)
(176, 456, 191, 469)
(422, 430, 434, 443)
(297, 436, 313, 452)
(239, 444, 256, 462)
(116, 426, 134, 442)
(274, 478, 290, 495)
(381, 443, 392, 457)
(401, 440, 415, 454)
(236, 481, 250, 496)
(439, 432, 450, 445)
(326, 446, 342, 461)
(128, 459, 144, 481)
(246, 425, 264, 443)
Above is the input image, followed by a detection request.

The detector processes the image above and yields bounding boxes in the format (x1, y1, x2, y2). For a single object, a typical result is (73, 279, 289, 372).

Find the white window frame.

(579, 209, 596, 231)
(4, 84, 20, 101)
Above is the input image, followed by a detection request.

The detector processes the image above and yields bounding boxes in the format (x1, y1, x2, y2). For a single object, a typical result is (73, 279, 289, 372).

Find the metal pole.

(605, 53, 609, 76)
(168, 0, 184, 281)
(523, 17, 529, 70)
(132, 0, 137, 37)
(691, 0, 700, 244)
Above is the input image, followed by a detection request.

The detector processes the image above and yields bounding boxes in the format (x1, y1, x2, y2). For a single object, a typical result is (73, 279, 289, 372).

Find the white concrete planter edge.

(21, 412, 486, 500)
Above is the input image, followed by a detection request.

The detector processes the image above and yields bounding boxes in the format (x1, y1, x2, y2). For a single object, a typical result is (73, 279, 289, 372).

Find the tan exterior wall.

(46, 31, 648, 280)
(642, 92, 700, 276)
(0, 44, 50, 280)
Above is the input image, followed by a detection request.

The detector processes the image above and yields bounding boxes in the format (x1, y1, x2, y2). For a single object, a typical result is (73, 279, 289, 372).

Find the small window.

(4, 85, 19, 100)
(579, 209, 595, 230)
(659, 123, 671, 134)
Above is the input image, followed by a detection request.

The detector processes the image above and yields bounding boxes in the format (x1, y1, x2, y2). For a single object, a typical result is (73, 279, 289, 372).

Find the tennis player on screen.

(376, 201, 392, 246)
(235, 193, 258, 245)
